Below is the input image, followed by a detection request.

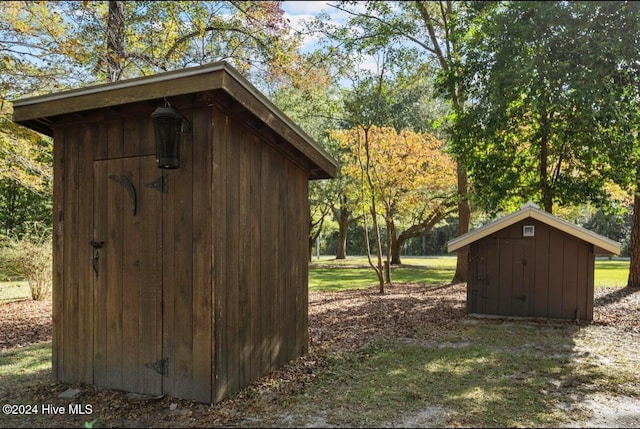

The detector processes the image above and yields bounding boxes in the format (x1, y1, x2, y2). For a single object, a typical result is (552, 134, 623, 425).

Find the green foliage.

(1, 1, 311, 92)
(0, 179, 52, 237)
(454, 1, 640, 213)
(0, 224, 52, 300)
(0, 105, 53, 192)
(584, 208, 632, 256)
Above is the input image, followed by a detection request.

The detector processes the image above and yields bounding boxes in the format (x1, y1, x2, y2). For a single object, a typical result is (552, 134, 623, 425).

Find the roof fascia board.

(12, 61, 337, 177)
(447, 206, 620, 255)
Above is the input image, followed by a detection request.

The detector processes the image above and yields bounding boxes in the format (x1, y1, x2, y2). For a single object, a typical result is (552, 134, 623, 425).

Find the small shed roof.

(447, 202, 621, 255)
(12, 61, 337, 179)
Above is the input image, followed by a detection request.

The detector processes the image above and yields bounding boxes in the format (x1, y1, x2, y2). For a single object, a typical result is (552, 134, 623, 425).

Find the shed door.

(483, 239, 531, 317)
(93, 156, 164, 395)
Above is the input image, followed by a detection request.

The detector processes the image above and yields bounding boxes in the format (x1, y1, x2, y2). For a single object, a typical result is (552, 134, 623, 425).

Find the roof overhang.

(12, 61, 337, 179)
(447, 202, 621, 256)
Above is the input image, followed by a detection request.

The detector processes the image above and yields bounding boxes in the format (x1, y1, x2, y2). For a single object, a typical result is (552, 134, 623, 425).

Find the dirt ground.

(1, 282, 639, 428)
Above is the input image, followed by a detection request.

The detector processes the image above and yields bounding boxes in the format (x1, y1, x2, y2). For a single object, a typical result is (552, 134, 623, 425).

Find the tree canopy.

(455, 1, 640, 215)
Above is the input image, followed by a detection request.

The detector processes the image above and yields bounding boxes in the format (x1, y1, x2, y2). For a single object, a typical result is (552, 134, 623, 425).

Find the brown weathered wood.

(62, 126, 80, 382)
(51, 128, 65, 381)
(260, 144, 275, 376)
(190, 108, 213, 403)
(561, 238, 578, 320)
(533, 223, 550, 318)
(213, 110, 229, 403)
(121, 156, 141, 393)
(77, 124, 95, 383)
(225, 115, 241, 395)
(576, 241, 589, 322)
(511, 241, 527, 317)
(138, 156, 163, 395)
(23, 62, 331, 405)
(92, 159, 108, 387)
(247, 133, 261, 383)
(238, 125, 251, 389)
(484, 242, 500, 315)
(296, 167, 310, 357)
(105, 156, 124, 389)
(547, 232, 564, 319)
(93, 122, 109, 161)
(498, 242, 512, 315)
(586, 247, 595, 321)
(120, 157, 141, 391)
(164, 120, 195, 399)
(161, 163, 176, 398)
(107, 120, 123, 159)
(123, 117, 141, 158)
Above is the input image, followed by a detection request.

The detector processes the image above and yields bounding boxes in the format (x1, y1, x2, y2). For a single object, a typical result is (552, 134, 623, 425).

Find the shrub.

(0, 224, 52, 300)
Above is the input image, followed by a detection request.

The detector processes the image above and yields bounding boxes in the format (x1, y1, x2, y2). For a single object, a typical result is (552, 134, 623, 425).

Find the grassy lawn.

(0, 281, 29, 303)
(290, 322, 640, 428)
(309, 255, 630, 292)
(0, 256, 630, 299)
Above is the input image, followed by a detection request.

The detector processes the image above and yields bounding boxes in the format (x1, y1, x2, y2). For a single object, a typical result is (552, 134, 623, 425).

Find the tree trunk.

(107, 1, 126, 82)
(335, 208, 349, 259)
(540, 113, 553, 214)
(628, 192, 640, 288)
(452, 162, 470, 283)
(385, 217, 395, 282)
(391, 236, 402, 265)
(356, 128, 385, 294)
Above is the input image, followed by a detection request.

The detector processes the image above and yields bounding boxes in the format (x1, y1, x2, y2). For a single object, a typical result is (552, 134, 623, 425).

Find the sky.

(281, 1, 378, 72)
(281, 1, 341, 52)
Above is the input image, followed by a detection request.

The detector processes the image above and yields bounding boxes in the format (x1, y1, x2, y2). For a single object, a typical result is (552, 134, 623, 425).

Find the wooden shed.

(11, 61, 337, 403)
(447, 202, 620, 321)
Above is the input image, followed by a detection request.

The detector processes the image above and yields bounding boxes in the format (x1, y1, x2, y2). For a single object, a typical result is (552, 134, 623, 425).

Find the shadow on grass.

(311, 326, 603, 428)
(304, 284, 620, 428)
(0, 342, 55, 427)
(594, 285, 640, 307)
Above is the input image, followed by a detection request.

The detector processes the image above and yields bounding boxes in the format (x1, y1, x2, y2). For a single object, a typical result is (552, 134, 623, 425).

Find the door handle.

(109, 174, 137, 216)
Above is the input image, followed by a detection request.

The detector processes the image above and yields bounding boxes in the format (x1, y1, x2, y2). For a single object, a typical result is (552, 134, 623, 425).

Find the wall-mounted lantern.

(152, 104, 189, 169)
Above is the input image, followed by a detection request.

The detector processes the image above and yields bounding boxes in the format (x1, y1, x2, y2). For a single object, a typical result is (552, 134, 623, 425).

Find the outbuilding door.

(92, 155, 164, 395)
(479, 239, 531, 317)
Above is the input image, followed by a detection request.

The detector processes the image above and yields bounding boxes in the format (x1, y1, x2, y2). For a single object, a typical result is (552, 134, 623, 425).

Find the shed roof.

(11, 61, 337, 179)
(447, 202, 621, 255)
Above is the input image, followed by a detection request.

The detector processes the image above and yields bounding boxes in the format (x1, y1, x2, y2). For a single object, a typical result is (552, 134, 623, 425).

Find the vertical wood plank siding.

(190, 108, 214, 403)
(212, 110, 309, 401)
(51, 128, 64, 381)
(77, 125, 94, 383)
(138, 156, 163, 396)
(52, 101, 311, 404)
(63, 125, 80, 381)
(467, 219, 595, 321)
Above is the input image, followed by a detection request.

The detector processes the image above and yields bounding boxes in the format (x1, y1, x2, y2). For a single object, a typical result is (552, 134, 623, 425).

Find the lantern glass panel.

(152, 107, 183, 169)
